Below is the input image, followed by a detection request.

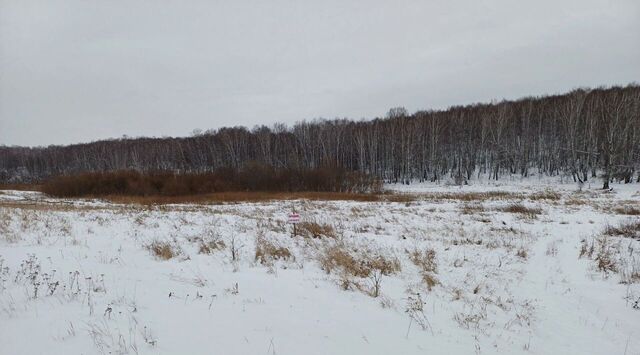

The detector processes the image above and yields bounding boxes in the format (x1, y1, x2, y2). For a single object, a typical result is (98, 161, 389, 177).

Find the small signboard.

(288, 212, 300, 224)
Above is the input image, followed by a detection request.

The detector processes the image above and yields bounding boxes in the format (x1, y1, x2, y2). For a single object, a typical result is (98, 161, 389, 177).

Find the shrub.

(41, 165, 382, 198)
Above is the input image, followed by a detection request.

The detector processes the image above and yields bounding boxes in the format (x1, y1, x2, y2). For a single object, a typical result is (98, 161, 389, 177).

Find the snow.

(0, 180, 638, 354)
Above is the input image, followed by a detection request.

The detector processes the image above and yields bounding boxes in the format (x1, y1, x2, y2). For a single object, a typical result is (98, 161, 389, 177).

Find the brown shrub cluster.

(41, 164, 382, 198)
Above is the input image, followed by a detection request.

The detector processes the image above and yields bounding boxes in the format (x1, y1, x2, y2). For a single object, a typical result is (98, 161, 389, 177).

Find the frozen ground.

(0, 180, 638, 355)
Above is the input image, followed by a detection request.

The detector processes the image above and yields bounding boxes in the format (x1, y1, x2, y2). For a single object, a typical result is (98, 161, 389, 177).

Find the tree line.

(1, 84, 639, 189)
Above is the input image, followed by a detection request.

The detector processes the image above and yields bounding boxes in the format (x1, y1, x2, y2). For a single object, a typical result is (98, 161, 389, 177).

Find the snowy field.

(0, 181, 639, 355)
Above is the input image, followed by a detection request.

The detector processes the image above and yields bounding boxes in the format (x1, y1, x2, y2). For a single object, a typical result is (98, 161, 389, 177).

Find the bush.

(41, 164, 382, 198)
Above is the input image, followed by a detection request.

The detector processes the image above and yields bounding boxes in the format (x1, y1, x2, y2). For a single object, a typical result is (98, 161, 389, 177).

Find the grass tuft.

(296, 221, 336, 239)
(603, 220, 640, 239)
(147, 241, 181, 260)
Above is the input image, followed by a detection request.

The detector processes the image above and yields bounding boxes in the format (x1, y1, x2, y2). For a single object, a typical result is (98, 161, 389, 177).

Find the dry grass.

(296, 221, 336, 239)
(0, 208, 18, 243)
(318, 243, 401, 297)
(516, 247, 528, 259)
(529, 189, 561, 201)
(407, 248, 437, 273)
(101, 192, 392, 204)
(603, 220, 640, 239)
(564, 197, 587, 206)
(407, 248, 439, 290)
(319, 244, 369, 278)
(498, 203, 542, 218)
(147, 241, 181, 260)
(459, 203, 485, 215)
(197, 236, 226, 254)
(579, 238, 595, 259)
(0, 184, 43, 191)
(594, 237, 618, 273)
(380, 193, 418, 203)
(420, 191, 521, 202)
(613, 206, 640, 216)
(2, 183, 400, 205)
(0, 198, 131, 213)
(254, 235, 293, 265)
(621, 262, 640, 284)
(580, 231, 639, 282)
(421, 273, 439, 290)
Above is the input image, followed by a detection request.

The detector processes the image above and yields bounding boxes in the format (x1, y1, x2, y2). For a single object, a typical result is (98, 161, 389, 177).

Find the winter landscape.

(2, 1, 639, 354)
(0, 178, 638, 354)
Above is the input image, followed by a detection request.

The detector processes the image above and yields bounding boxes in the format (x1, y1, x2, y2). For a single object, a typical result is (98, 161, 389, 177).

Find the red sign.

(288, 212, 300, 224)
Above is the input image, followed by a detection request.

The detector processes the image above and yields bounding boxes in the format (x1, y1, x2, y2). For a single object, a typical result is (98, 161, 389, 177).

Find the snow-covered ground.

(0, 181, 638, 355)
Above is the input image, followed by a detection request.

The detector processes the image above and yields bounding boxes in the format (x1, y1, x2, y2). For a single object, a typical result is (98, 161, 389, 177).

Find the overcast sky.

(1, 0, 639, 146)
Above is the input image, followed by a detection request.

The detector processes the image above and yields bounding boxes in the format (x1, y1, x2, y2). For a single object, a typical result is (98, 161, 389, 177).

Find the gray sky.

(1, 0, 639, 147)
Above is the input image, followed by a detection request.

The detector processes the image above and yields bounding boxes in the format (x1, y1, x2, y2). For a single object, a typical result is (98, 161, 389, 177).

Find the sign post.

(288, 212, 300, 237)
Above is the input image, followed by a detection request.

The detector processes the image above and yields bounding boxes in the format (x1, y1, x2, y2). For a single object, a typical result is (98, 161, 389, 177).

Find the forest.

(1, 84, 639, 189)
